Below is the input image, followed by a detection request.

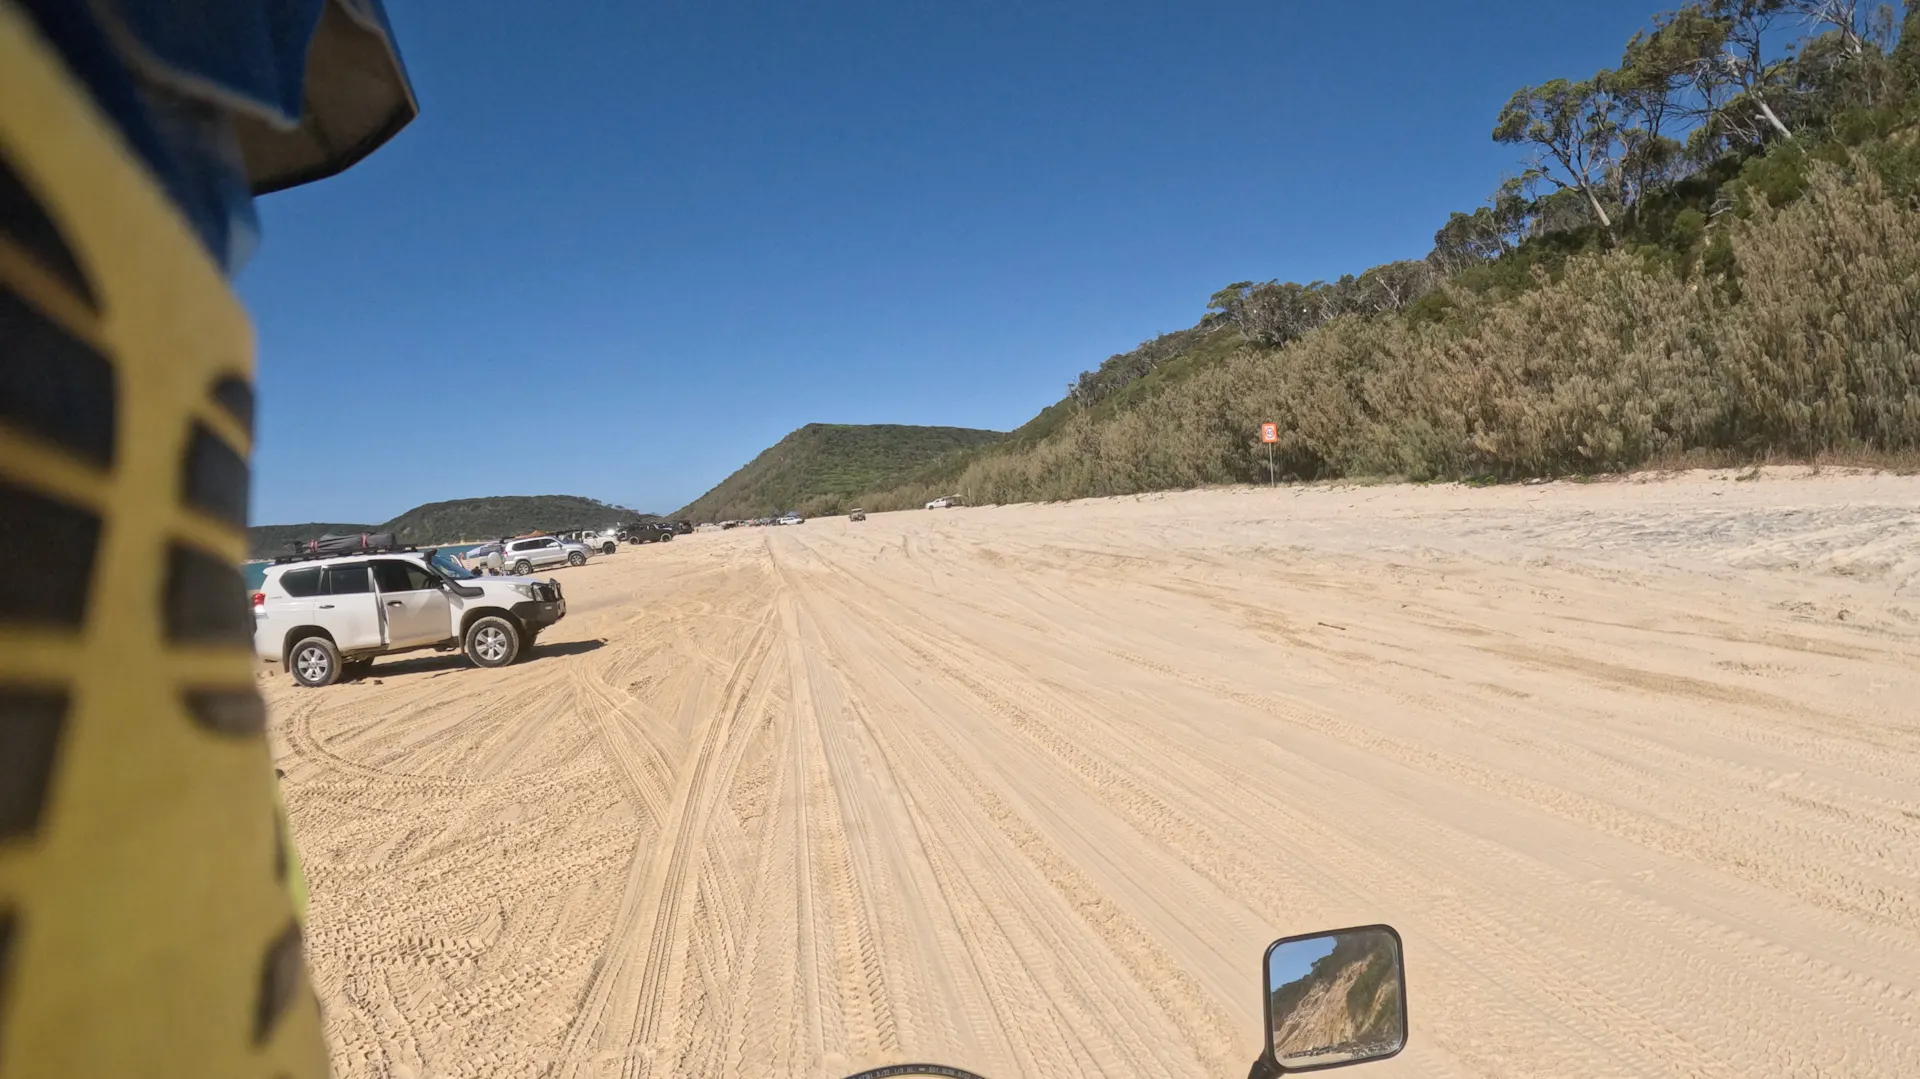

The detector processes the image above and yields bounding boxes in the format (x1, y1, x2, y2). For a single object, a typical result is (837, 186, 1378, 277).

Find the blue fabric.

(11, 0, 408, 274)
(96, 0, 328, 125)
(12, 0, 252, 273)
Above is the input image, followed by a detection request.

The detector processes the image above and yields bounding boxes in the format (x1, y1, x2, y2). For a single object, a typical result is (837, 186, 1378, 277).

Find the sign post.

(1260, 422, 1279, 485)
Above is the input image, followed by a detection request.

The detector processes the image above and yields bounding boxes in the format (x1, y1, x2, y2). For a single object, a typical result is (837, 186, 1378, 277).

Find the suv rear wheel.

(290, 636, 341, 688)
(513, 559, 533, 575)
(465, 615, 521, 668)
(567, 550, 586, 567)
(661, 532, 673, 542)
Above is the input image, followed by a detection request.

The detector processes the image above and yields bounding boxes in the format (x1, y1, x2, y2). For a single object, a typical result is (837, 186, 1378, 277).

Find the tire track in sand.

(556, 604, 779, 1079)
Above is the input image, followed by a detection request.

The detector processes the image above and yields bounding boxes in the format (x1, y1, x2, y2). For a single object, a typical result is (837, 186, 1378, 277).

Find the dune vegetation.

(844, 2, 1920, 510)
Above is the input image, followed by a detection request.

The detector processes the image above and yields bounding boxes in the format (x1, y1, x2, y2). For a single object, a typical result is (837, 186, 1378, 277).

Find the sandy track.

(267, 468, 1920, 1078)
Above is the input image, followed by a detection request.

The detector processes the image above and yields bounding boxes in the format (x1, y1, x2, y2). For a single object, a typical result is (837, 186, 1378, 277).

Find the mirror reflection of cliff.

(1270, 932, 1403, 1062)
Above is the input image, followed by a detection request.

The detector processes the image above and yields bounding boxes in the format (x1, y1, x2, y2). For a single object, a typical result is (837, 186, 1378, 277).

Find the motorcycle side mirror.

(1262, 925, 1407, 1073)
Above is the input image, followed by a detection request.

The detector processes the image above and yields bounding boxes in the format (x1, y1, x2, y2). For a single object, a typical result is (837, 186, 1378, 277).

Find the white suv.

(500, 535, 591, 575)
(252, 548, 567, 687)
(567, 529, 621, 555)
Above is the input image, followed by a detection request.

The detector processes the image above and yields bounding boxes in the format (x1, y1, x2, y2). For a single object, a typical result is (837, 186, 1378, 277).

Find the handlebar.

(843, 1059, 1275, 1079)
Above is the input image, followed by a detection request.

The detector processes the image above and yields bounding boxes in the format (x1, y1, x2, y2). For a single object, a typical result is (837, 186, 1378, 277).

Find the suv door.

(532, 537, 564, 568)
(507, 539, 545, 572)
(318, 562, 383, 651)
(372, 559, 452, 647)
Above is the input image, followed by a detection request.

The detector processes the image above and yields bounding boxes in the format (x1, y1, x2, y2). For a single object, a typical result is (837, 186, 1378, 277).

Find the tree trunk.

(1754, 94, 1794, 140)
(1579, 184, 1614, 229)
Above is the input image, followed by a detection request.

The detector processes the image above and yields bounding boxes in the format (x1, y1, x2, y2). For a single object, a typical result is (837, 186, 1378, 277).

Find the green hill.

(246, 522, 375, 558)
(382, 496, 637, 545)
(249, 495, 643, 557)
(676, 424, 1005, 521)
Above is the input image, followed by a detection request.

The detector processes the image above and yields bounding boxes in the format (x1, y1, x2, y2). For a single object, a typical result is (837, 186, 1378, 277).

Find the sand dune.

(267, 467, 1920, 1078)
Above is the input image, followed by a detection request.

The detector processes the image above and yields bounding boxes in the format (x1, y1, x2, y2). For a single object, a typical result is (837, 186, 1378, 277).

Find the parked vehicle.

(926, 495, 960, 509)
(670, 519, 694, 535)
(252, 546, 566, 686)
(568, 528, 620, 555)
(621, 522, 676, 544)
(848, 508, 866, 521)
(501, 535, 591, 573)
(778, 513, 805, 525)
(462, 542, 505, 574)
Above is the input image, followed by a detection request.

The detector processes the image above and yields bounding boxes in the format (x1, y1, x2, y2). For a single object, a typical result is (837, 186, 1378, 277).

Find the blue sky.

(1268, 934, 1338, 993)
(240, 0, 1665, 523)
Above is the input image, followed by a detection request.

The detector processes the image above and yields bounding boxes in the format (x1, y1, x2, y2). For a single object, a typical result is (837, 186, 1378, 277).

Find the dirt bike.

(838, 924, 1408, 1079)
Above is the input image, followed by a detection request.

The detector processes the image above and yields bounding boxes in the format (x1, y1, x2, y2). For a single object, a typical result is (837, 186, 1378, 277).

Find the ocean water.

(243, 543, 485, 590)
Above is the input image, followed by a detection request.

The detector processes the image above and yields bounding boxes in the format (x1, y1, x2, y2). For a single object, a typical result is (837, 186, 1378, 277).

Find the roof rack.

(271, 541, 423, 565)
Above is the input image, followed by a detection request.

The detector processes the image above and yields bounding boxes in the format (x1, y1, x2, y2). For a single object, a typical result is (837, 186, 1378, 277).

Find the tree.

(1353, 261, 1435, 314)
(1206, 282, 1255, 329)
(1787, 25, 1896, 127)
(1239, 281, 1320, 347)
(1892, 4, 1920, 92)
(1431, 208, 1503, 271)
(1494, 78, 1622, 229)
(1432, 180, 1532, 272)
(1786, 0, 1873, 54)
(1704, 0, 1798, 140)
(1614, 27, 1690, 147)
(1610, 14, 1726, 197)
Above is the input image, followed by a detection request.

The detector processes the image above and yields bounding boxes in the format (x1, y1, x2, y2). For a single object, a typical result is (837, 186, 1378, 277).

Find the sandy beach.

(267, 468, 1920, 1078)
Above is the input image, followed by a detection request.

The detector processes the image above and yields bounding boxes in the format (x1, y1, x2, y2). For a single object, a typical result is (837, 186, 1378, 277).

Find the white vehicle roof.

(262, 549, 433, 575)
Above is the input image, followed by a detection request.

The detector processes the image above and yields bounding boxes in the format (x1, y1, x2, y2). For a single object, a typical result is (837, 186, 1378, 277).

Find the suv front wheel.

(290, 636, 342, 688)
(465, 615, 522, 668)
(602, 542, 616, 555)
(567, 550, 586, 567)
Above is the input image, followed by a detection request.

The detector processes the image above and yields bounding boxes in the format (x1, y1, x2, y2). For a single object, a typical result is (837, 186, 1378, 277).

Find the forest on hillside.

(844, 1, 1920, 510)
(249, 495, 641, 556)
(676, 424, 1004, 521)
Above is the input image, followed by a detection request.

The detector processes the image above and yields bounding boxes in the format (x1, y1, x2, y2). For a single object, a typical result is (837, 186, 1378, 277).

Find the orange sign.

(1260, 423, 1279, 444)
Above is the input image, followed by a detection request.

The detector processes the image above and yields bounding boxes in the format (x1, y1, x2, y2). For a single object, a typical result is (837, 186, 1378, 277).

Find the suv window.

(279, 567, 323, 597)
(372, 560, 437, 592)
(323, 563, 372, 594)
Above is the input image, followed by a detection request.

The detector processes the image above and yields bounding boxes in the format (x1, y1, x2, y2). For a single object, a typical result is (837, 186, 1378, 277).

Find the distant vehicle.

(573, 528, 620, 555)
(848, 508, 866, 521)
(926, 495, 960, 509)
(502, 535, 591, 574)
(778, 513, 805, 525)
(253, 546, 566, 686)
(462, 542, 505, 573)
(621, 522, 675, 544)
(670, 519, 694, 535)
